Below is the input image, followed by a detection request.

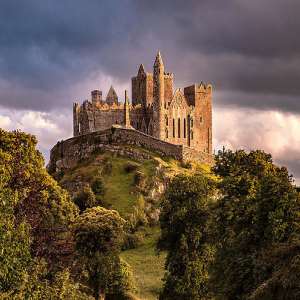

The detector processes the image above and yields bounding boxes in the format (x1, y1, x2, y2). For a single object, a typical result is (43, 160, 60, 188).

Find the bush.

(180, 161, 192, 169)
(133, 171, 146, 188)
(127, 196, 148, 230)
(74, 185, 100, 212)
(91, 177, 105, 196)
(102, 159, 113, 175)
(124, 162, 139, 173)
(122, 231, 145, 250)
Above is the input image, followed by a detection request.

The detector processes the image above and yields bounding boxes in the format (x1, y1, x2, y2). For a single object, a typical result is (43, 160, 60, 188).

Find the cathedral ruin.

(73, 51, 212, 155)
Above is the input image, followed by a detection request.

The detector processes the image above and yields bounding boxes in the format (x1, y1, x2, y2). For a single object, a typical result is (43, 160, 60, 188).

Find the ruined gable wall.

(132, 73, 153, 107)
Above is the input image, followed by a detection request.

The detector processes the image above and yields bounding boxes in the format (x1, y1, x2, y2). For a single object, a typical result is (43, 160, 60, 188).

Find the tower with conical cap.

(152, 51, 165, 140)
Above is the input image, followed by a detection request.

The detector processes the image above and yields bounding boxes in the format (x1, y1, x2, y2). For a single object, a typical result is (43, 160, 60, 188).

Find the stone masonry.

(72, 51, 213, 155)
(48, 126, 213, 173)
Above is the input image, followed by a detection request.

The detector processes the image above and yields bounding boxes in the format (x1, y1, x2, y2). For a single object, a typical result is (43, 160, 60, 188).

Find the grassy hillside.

(121, 227, 166, 300)
(56, 148, 212, 299)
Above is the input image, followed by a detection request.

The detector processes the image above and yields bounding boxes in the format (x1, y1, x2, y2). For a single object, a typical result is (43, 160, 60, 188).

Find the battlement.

(72, 51, 213, 156)
(164, 72, 174, 79)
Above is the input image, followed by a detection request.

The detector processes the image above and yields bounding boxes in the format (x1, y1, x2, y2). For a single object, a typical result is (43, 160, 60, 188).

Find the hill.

(52, 146, 212, 299)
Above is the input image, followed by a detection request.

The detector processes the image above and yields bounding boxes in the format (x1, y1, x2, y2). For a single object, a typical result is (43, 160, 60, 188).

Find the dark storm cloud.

(0, 0, 300, 112)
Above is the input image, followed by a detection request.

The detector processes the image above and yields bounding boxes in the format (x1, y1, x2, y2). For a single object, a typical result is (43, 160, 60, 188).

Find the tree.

(0, 129, 78, 267)
(157, 173, 216, 300)
(212, 149, 300, 299)
(0, 187, 31, 293)
(73, 206, 133, 300)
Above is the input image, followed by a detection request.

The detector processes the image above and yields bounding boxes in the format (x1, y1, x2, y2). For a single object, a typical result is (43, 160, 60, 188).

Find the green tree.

(73, 206, 133, 300)
(0, 129, 85, 298)
(158, 173, 216, 300)
(212, 149, 300, 299)
(0, 129, 78, 266)
(0, 187, 31, 293)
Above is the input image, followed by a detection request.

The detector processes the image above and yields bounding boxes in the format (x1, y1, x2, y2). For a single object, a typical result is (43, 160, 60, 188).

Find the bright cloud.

(0, 115, 12, 130)
(213, 107, 300, 181)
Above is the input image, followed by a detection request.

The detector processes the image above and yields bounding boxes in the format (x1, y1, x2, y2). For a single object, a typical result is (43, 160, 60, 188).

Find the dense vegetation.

(158, 149, 300, 300)
(1, 128, 300, 299)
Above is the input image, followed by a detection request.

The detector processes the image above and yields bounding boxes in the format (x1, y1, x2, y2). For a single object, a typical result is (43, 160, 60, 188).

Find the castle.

(73, 51, 212, 155)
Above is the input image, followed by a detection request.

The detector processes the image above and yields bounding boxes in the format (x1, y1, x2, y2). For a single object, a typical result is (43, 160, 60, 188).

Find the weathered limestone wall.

(48, 126, 213, 173)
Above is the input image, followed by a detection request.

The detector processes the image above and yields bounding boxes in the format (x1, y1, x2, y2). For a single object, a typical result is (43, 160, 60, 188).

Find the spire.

(106, 85, 118, 105)
(154, 50, 164, 68)
(124, 90, 131, 128)
(138, 64, 146, 76)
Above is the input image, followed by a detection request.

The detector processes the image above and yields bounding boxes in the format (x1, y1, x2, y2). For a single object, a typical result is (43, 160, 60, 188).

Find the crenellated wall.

(48, 126, 213, 173)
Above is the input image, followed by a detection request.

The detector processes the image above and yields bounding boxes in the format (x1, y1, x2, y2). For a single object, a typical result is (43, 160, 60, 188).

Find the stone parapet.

(48, 126, 213, 173)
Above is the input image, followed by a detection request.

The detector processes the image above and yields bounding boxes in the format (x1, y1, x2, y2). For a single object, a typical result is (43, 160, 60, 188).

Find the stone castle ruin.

(73, 51, 212, 154)
(49, 52, 213, 171)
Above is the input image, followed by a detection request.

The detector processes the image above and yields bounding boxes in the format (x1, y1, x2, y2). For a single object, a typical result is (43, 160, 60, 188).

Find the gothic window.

(173, 118, 175, 138)
(178, 118, 181, 138)
(165, 115, 168, 126)
(166, 128, 168, 138)
(191, 118, 194, 128)
(191, 130, 194, 140)
(184, 118, 186, 138)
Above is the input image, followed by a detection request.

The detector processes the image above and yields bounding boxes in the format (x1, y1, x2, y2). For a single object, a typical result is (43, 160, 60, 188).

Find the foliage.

(3, 260, 92, 300)
(124, 162, 139, 173)
(73, 206, 134, 299)
(212, 149, 300, 299)
(0, 188, 31, 293)
(0, 129, 78, 264)
(249, 240, 300, 300)
(91, 177, 105, 197)
(74, 185, 100, 212)
(158, 173, 216, 300)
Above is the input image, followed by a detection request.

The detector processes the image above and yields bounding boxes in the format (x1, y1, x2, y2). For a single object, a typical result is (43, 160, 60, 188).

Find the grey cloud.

(0, 0, 300, 114)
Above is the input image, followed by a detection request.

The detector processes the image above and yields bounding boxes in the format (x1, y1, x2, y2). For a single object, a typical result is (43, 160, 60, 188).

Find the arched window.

(184, 118, 186, 138)
(165, 115, 168, 126)
(200, 116, 203, 123)
(173, 119, 175, 138)
(191, 118, 194, 128)
(178, 118, 181, 138)
(165, 128, 168, 138)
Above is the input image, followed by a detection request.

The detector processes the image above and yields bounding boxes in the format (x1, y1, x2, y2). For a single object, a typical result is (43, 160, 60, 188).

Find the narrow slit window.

(178, 118, 181, 138)
(173, 119, 175, 137)
(184, 118, 186, 138)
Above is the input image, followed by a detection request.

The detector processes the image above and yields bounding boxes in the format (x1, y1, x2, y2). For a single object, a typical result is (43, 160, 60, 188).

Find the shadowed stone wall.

(49, 126, 213, 173)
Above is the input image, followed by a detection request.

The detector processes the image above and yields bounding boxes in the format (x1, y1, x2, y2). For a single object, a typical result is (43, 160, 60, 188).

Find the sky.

(0, 0, 300, 181)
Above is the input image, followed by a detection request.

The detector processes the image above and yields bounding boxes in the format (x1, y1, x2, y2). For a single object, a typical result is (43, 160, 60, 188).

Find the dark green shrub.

(91, 177, 105, 196)
(122, 231, 145, 250)
(73, 185, 100, 212)
(133, 171, 146, 187)
(124, 162, 139, 173)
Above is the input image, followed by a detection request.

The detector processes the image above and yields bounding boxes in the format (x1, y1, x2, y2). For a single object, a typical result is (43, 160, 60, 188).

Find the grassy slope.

(58, 149, 213, 299)
(121, 227, 166, 300)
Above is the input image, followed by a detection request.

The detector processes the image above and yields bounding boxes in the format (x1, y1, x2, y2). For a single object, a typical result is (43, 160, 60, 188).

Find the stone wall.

(48, 126, 213, 173)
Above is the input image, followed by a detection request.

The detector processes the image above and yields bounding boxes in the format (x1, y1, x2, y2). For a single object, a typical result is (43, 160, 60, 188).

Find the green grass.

(60, 152, 158, 218)
(121, 227, 166, 300)
(102, 156, 137, 217)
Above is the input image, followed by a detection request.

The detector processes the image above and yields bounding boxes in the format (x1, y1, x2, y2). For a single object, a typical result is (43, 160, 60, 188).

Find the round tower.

(153, 51, 165, 140)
